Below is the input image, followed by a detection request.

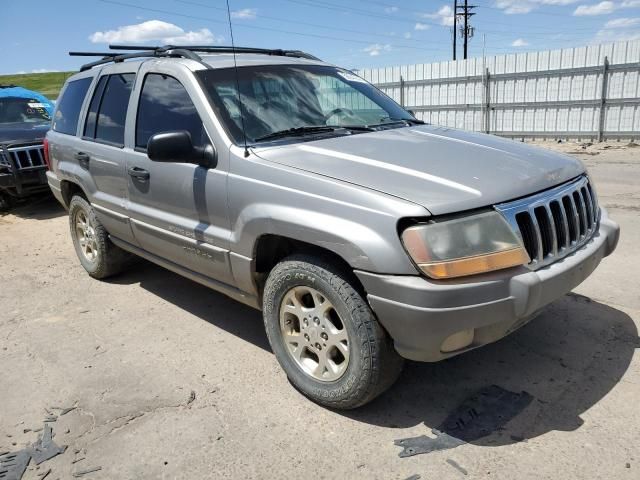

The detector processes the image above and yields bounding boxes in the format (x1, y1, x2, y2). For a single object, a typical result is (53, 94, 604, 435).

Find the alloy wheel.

(279, 286, 350, 382)
(75, 210, 98, 262)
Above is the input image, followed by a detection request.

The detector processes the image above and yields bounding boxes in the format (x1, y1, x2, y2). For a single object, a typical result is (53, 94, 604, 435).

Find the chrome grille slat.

(582, 186, 595, 227)
(11, 151, 22, 169)
(567, 194, 580, 244)
(555, 200, 571, 249)
(5, 144, 45, 170)
(574, 191, 588, 237)
(529, 212, 544, 263)
(544, 204, 558, 256)
(496, 175, 599, 270)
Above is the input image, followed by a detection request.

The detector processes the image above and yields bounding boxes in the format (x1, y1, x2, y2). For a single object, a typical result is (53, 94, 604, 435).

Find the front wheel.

(0, 192, 12, 213)
(262, 254, 403, 409)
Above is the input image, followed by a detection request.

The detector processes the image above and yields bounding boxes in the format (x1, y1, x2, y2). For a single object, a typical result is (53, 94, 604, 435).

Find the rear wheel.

(263, 254, 403, 409)
(69, 195, 132, 279)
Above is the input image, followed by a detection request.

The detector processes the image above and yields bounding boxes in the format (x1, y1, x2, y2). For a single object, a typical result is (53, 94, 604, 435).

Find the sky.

(2, 0, 640, 74)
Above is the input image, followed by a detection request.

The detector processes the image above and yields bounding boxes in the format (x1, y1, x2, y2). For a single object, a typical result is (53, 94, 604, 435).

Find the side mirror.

(147, 131, 217, 169)
(407, 109, 417, 118)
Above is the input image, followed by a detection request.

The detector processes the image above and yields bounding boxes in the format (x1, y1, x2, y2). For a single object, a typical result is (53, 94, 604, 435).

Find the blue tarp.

(0, 86, 55, 116)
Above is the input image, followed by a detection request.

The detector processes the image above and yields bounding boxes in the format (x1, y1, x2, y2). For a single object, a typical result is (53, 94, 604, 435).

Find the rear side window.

(83, 73, 135, 146)
(52, 77, 92, 135)
(136, 74, 206, 150)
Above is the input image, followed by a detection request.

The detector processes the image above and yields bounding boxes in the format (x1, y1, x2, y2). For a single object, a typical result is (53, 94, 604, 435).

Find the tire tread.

(263, 253, 403, 409)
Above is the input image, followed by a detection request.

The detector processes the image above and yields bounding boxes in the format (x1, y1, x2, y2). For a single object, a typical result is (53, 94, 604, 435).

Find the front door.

(125, 67, 233, 285)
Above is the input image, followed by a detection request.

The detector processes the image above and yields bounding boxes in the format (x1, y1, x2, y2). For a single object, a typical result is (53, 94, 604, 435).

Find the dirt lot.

(1, 142, 638, 479)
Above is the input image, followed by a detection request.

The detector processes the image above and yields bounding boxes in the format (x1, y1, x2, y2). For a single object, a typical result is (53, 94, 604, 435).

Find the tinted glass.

(95, 73, 135, 145)
(197, 65, 414, 144)
(52, 77, 92, 135)
(136, 74, 206, 149)
(83, 76, 108, 138)
(0, 98, 51, 124)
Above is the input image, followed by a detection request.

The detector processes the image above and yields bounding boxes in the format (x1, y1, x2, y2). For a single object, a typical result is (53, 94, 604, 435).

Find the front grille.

(496, 176, 599, 269)
(3, 144, 46, 170)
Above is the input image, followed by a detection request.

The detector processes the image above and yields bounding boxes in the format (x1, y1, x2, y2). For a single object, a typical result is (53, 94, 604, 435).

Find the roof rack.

(70, 45, 321, 71)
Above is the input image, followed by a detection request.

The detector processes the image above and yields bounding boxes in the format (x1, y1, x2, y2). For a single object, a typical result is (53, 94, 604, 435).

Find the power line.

(177, 0, 589, 51)
(98, 0, 451, 53)
(176, 0, 441, 45)
(94, 0, 603, 63)
(355, 0, 593, 19)
(291, 0, 605, 34)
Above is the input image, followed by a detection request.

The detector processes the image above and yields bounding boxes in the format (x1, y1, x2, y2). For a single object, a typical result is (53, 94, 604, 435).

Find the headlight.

(401, 210, 530, 279)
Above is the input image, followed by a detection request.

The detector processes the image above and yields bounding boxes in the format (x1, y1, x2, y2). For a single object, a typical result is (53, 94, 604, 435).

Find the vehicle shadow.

(108, 259, 271, 352)
(344, 293, 638, 447)
(1, 193, 65, 220)
(107, 261, 637, 448)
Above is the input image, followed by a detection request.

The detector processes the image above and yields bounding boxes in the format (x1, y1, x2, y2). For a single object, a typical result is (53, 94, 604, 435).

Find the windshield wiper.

(375, 116, 425, 127)
(327, 125, 376, 132)
(254, 126, 343, 142)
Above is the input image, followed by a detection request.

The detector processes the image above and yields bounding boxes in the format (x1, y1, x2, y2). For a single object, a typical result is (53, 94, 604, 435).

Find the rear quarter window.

(52, 77, 92, 135)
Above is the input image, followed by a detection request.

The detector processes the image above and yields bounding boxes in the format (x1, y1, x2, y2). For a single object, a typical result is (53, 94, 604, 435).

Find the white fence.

(358, 40, 640, 141)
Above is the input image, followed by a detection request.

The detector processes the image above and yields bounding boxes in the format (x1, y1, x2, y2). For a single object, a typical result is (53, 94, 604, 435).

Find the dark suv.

(0, 85, 55, 211)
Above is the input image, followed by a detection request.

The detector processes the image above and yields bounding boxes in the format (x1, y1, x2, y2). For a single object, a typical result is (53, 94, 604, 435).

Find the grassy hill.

(0, 71, 75, 100)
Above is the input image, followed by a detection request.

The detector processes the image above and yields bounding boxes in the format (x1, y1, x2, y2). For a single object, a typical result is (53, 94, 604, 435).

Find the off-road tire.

(68, 195, 132, 279)
(263, 254, 403, 409)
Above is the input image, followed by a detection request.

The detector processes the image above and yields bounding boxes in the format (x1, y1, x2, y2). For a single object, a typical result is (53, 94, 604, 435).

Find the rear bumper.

(46, 170, 66, 207)
(355, 209, 620, 362)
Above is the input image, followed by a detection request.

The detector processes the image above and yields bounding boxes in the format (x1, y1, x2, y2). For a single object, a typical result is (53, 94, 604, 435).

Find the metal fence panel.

(358, 40, 640, 141)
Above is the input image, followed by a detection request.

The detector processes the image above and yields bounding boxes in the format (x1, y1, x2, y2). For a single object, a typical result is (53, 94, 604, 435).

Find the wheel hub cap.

(279, 286, 350, 382)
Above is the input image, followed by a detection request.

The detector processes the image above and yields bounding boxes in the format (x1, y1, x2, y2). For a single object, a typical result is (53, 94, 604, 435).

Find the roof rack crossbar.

(72, 48, 212, 72)
(109, 44, 321, 60)
(69, 52, 120, 57)
(70, 44, 321, 71)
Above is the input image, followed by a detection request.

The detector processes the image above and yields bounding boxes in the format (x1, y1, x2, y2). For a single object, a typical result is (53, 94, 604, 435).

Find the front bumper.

(0, 168, 49, 197)
(355, 208, 620, 362)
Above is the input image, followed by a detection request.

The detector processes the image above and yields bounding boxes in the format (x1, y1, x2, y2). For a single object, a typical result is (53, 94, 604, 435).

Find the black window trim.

(135, 72, 208, 153)
(81, 72, 136, 149)
(83, 75, 108, 140)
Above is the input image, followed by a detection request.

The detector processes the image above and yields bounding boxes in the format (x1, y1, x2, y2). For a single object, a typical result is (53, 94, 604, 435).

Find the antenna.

(225, 0, 250, 158)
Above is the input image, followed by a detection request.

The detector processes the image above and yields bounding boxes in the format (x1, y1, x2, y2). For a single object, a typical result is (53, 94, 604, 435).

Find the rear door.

(125, 63, 233, 284)
(78, 63, 138, 243)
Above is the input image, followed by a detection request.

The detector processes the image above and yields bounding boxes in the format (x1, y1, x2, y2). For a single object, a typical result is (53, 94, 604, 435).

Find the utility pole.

(452, 0, 457, 61)
(455, 0, 476, 60)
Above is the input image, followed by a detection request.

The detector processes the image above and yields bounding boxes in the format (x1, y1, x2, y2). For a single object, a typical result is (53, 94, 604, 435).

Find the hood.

(0, 122, 50, 145)
(253, 125, 585, 215)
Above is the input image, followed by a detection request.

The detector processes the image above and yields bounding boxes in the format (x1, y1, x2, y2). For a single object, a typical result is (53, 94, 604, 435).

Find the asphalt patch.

(395, 385, 533, 457)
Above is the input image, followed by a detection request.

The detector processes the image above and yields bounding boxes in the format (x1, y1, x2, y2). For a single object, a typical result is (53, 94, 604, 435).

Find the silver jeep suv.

(46, 46, 619, 409)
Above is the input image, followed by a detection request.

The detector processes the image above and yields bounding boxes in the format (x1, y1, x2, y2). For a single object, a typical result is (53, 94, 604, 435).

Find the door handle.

(127, 166, 150, 181)
(75, 152, 90, 167)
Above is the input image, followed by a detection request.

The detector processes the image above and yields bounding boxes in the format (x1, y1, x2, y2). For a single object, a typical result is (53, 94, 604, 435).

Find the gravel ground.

(1, 142, 638, 479)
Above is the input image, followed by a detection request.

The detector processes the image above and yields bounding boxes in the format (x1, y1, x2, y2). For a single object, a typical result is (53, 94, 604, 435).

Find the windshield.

(0, 97, 52, 125)
(197, 64, 415, 145)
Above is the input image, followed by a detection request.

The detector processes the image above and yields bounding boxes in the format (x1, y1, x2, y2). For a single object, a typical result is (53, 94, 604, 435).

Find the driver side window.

(136, 73, 207, 150)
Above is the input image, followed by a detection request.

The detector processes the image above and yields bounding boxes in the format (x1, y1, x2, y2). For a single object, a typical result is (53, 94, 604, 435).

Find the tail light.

(43, 137, 51, 169)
